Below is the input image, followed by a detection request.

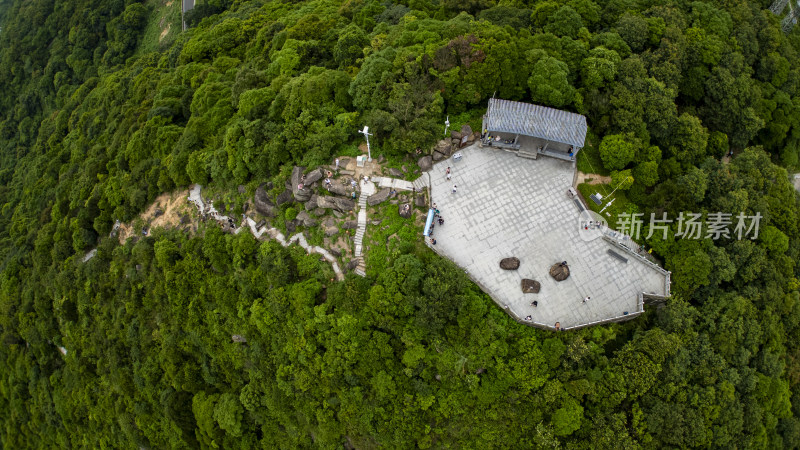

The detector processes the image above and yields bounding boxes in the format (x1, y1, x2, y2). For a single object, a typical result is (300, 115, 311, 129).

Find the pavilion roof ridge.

(486, 98, 588, 148)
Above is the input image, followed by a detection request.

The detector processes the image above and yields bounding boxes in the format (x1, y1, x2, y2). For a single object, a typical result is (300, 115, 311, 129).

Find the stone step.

(517, 148, 538, 160)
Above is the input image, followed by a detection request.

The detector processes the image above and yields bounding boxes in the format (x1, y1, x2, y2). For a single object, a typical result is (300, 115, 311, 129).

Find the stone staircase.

(412, 175, 429, 191)
(353, 180, 375, 277)
(517, 147, 538, 160)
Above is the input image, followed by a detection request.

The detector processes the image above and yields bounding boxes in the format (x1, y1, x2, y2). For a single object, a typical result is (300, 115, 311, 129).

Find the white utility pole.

(360, 126, 372, 162)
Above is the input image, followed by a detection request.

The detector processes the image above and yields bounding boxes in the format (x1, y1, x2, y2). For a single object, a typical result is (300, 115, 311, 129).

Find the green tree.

(528, 56, 575, 108)
(599, 134, 637, 170)
(552, 399, 583, 436)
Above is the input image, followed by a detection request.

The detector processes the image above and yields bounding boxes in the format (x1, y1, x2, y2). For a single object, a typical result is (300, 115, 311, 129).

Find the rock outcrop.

(276, 189, 293, 206)
(418, 155, 433, 172)
(399, 203, 412, 218)
(291, 166, 312, 202)
(317, 196, 355, 212)
(326, 182, 350, 197)
(433, 140, 452, 161)
(368, 188, 391, 206)
(254, 184, 277, 217)
(461, 124, 473, 142)
(322, 218, 338, 236)
(304, 168, 323, 185)
(296, 210, 316, 227)
(387, 167, 404, 178)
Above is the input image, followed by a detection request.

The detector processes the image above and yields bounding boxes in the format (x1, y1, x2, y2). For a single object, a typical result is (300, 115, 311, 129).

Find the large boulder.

(549, 263, 570, 281)
(276, 189, 293, 206)
(433, 140, 452, 161)
(292, 166, 312, 202)
(296, 210, 316, 227)
(460, 124, 473, 142)
(304, 168, 323, 185)
(399, 203, 412, 218)
(499, 257, 520, 270)
(342, 220, 358, 229)
(322, 218, 339, 236)
(346, 259, 359, 271)
(450, 130, 462, 140)
(521, 279, 541, 294)
(317, 196, 337, 210)
(333, 197, 355, 212)
(418, 155, 433, 172)
(368, 188, 391, 206)
(254, 185, 277, 217)
(317, 196, 355, 212)
(304, 194, 318, 211)
(326, 182, 350, 197)
(415, 195, 427, 207)
(387, 167, 404, 178)
(435, 139, 451, 154)
(291, 166, 305, 185)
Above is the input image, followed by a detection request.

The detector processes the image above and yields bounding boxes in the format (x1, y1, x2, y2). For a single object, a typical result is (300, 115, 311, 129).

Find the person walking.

(446, 166, 451, 180)
(582, 296, 590, 304)
(452, 185, 457, 194)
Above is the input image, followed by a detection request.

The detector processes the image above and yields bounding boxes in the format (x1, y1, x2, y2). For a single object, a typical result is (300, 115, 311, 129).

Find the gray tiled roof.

(485, 98, 588, 148)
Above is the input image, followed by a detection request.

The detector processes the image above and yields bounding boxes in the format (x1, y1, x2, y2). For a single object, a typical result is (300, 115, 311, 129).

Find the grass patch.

(137, 0, 182, 55)
(448, 108, 485, 137)
(363, 199, 423, 276)
(576, 182, 639, 227)
(576, 130, 610, 176)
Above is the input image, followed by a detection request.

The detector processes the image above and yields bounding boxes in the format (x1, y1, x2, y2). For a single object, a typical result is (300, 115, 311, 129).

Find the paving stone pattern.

(428, 145, 666, 329)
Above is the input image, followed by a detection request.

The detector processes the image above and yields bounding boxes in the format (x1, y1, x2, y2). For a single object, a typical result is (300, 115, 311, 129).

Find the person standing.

(452, 185, 457, 194)
(446, 166, 451, 180)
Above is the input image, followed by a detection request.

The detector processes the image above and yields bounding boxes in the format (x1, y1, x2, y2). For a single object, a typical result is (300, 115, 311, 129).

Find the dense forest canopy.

(2, 0, 800, 447)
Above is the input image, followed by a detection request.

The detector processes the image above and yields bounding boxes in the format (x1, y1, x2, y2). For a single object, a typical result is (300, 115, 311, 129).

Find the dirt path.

(118, 189, 191, 243)
(575, 171, 611, 186)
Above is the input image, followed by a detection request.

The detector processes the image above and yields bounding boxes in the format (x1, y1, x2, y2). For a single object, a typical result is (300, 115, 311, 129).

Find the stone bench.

(607, 249, 628, 263)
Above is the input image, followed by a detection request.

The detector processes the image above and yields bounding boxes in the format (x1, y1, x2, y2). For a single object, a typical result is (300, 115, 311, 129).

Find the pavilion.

(481, 98, 588, 161)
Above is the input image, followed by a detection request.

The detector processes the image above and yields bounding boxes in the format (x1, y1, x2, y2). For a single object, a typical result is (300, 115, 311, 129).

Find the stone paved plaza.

(428, 144, 667, 329)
